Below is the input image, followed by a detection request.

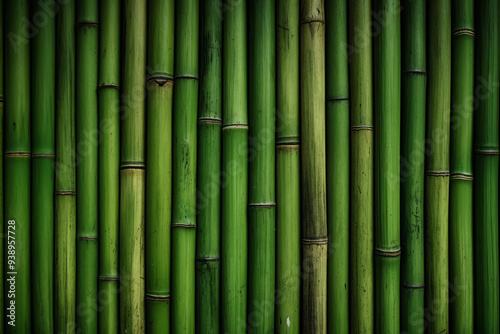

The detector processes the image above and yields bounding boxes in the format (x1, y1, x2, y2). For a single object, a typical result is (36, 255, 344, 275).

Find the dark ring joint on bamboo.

(172, 223, 196, 229)
(147, 74, 174, 86)
(475, 149, 500, 155)
(120, 162, 146, 170)
(300, 19, 325, 25)
(351, 125, 373, 131)
(146, 294, 171, 301)
(76, 21, 99, 28)
(302, 237, 328, 245)
(248, 202, 276, 208)
(222, 123, 249, 130)
(196, 257, 220, 262)
(5, 152, 31, 157)
(76, 236, 98, 241)
(276, 136, 300, 146)
(32, 153, 56, 158)
(98, 83, 120, 90)
(451, 173, 473, 181)
(452, 29, 475, 37)
(327, 97, 349, 102)
(426, 171, 450, 177)
(55, 190, 77, 195)
(374, 248, 401, 257)
(198, 117, 222, 125)
(174, 74, 199, 80)
(402, 69, 427, 75)
(98, 276, 119, 281)
(402, 284, 425, 289)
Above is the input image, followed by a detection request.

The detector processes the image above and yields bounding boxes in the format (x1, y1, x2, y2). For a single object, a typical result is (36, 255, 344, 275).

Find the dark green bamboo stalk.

(373, 1, 400, 333)
(348, 0, 374, 332)
(76, 1, 99, 331)
(55, 0, 77, 332)
(31, 0, 55, 331)
(196, 0, 221, 332)
(98, 0, 120, 332)
(146, 0, 174, 332)
(425, 1, 450, 333)
(275, 0, 300, 332)
(474, 0, 499, 331)
(400, 0, 426, 332)
(0, 0, 3, 329)
(171, 0, 198, 332)
(300, 0, 327, 332)
(221, 0, 248, 332)
(248, 0, 276, 332)
(120, 0, 147, 332)
(4, 1, 31, 332)
(325, 0, 349, 332)
(450, 0, 474, 332)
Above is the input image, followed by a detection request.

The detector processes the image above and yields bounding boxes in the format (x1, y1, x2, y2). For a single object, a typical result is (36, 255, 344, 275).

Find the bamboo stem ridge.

(425, 1, 451, 333)
(400, 0, 426, 332)
(171, 0, 198, 332)
(221, 0, 248, 332)
(474, 0, 499, 331)
(300, 0, 327, 332)
(325, 0, 349, 332)
(450, 0, 474, 332)
(120, 0, 147, 332)
(146, 0, 174, 332)
(76, 1, 99, 332)
(196, 0, 221, 332)
(276, 0, 300, 332)
(55, 0, 77, 332)
(348, 0, 374, 332)
(98, 0, 120, 331)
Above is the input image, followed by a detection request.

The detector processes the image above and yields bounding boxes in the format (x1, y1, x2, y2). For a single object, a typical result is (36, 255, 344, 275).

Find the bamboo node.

(475, 149, 500, 155)
(172, 223, 196, 229)
(146, 294, 171, 301)
(120, 162, 146, 170)
(223, 124, 249, 130)
(32, 153, 55, 158)
(55, 190, 76, 195)
(174, 74, 199, 80)
(276, 136, 300, 146)
(426, 171, 450, 177)
(196, 257, 220, 262)
(451, 173, 473, 180)
(5, 152, 31, 157)
(98, 83, 120, 90)
(452, 29, 475, 37)
(98, 276, 119, 281)
(402, 284, 425, 289)
(276, 143, 299, 149)
(375, 248, 401, 257)
(300, 19, 325, 25)
(302, 238, 328, 245)
(198, 117, 222, 124)
(147, 74, 174, 86)
(76, 236, 98, 241)
(351, 125, 373, 131)
(76, 21, 99, 28)
(327, 97, 349, 102)
(248, 202, 276, 208)
(402, 69, 426, 75)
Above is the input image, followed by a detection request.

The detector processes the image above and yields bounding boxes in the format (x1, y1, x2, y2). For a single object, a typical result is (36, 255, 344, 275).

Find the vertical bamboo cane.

(171, 0, 198, 332)
(196, 0, 221, 332)
(55, 0, 77, 332)
(348, 0, 374, 332)
(31, 0, 55, 331)
(400, 0, 426, 332)
(325, 0, 349, 332)
(76, 0, 99, 331)
(120, 0, 147, 332)
(248, 0, 276, 332)
(474, 0, 499, 331)
(450, 0, 474, 332)
(276, 0, 300, 332)
(98, 0, 120, 332)
(373, 1, 401, 333)
(221, 0, 248, 332)
(146, 0, 174, 332)
(425, 1, 451, 333)
(0, 0, 3, 329)
(300, 0, 327, 332)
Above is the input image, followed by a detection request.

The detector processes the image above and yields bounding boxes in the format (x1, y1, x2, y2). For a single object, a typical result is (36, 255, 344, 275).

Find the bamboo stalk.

(76, 1, 99, 331)
(120, 0, 147, 332)
(196, 0, 221, 332)
(425, 1, 451, 332)
(171, 0, 198, 332)
(248, 0, 276, 332)
(348, 0, 374, 332)
(373, 1, 401, 333)
(31, 0, 56, 331)
(55, 0, 77, 332)
(146, 0, 174, 332)
(299, 0, 327, 332)
(98, 0, 120, 332)
(400, 0, 426, 332)
(325, 0, 349, 332)
(450, 0, 474, 332)
(221, 0, 248, 332)
(4, 2, 31, 331)
(275, 0, 300, 332)
(474, 0, 499, 331)
(0, 0, 3, 329)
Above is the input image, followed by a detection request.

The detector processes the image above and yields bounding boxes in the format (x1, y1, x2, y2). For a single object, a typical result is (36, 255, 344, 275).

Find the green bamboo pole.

(0, 0, 3, 329)
(171, 0, 198, 332)
(325, 0, 349, 332)
(221, 0, 248, 332)
(348, 0, 373, 332)
(450, 0, 474, 332)
(474, 0, 499, 331)
(300, 0, 327, 332)
(373, 1, 400, 333)
(196, 0, 221, 332)
(120, 0, 147, 332)
(31, 0, 55, 331)
(76, 0, 99, 331)
(146, 0, 174, 332)
(400, 0, 426, 332)
(4, 0, 31, 332)
(276, 0, 300, 332)
(98, 0, 120, 332)
(55, 0, 77, 332)
(425, 1, 450, 332)
(248, 0, 276, 332)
